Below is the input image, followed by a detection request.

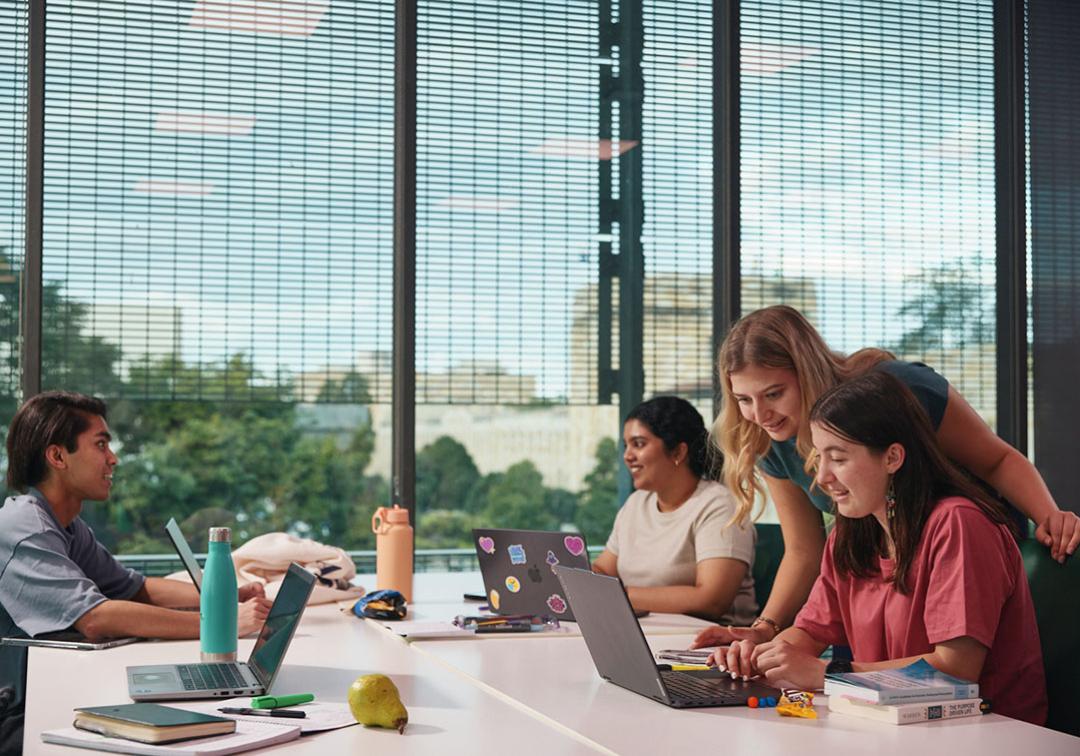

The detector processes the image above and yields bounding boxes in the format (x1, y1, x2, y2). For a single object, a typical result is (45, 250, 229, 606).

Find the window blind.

(416, 0, 599, 404)
(740, 0, 997, 421)
(0, 2, 26, 422)
(41, 0, 395, 404)
(642, 1, 714, 401)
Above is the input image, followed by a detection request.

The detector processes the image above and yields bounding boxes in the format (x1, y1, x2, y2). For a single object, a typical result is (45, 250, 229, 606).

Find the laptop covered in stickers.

(472, 528, 591, 622)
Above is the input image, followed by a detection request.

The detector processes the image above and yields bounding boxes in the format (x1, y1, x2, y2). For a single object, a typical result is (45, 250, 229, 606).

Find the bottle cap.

(209, 527, 232, 543)
(384, 505, 410, 524)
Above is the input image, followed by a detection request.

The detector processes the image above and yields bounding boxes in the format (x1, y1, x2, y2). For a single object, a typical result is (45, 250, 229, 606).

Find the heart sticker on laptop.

(478, 536, 496, 554)
(563, 536, 585, 557)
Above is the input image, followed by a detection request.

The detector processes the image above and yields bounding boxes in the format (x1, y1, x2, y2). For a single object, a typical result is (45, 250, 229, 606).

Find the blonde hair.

(713, 305, 892, 525)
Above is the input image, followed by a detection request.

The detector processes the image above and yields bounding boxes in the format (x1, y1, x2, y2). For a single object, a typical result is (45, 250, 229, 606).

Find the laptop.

(127, 563, 315, 701)
(554, 565, 779, 708)
(473, 528, 591, 621)
(165, 517, 203, 592)
(0, 630, 140, 651)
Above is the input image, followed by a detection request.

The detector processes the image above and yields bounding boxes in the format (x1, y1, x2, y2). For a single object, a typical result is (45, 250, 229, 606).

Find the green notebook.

(73, 704, 235, 744)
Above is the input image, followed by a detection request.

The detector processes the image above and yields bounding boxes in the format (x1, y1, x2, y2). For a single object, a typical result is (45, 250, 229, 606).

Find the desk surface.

(25, 571, 1080, 756)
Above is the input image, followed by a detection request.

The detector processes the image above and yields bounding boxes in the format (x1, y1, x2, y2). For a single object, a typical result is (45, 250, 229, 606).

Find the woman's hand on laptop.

(689, 623, 773, 650)
(238, 595, 273, 637)
(749, 638, 827, 690)
(711, 639, 760, 680)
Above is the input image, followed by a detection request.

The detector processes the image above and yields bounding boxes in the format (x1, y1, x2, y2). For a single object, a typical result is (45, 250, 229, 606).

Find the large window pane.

(414, 1, 716, 551)
(41, 0, 394, 553)
(740, 0, 997, 421)
(415, 1, 617, 549)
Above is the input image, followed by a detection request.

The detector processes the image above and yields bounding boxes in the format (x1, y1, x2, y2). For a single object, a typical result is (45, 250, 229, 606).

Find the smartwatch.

(826, 658, 854, 675)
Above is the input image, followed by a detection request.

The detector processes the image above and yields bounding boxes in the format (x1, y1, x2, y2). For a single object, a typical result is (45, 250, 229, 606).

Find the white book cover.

(828, 695, 986, 725)
(41, 720, 300, 756)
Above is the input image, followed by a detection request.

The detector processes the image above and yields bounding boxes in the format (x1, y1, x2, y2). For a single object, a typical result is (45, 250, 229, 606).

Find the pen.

(219, 707, 307, 719)
(669, 664, 711, 671)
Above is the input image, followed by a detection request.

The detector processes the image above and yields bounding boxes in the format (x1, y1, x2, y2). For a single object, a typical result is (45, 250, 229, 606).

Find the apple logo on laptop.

(527, 565, 543, 583)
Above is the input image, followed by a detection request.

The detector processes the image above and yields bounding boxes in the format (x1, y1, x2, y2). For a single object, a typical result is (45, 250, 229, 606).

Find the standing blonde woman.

(692, 305, 1078, 649)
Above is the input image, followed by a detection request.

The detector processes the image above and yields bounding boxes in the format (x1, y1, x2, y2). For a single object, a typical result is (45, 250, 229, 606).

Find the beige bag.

(231, 532, 365, 604)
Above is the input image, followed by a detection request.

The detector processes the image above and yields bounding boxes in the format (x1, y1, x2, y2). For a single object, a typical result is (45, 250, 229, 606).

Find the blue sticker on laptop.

(546, 550, 560, 573)
(508, 544, 527, 564)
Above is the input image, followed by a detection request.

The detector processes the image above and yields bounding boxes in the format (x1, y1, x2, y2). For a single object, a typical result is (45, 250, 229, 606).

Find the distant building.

(86, 302, 183, 378)
(302, 274, 819, 492)
(570, 273, 818, 401)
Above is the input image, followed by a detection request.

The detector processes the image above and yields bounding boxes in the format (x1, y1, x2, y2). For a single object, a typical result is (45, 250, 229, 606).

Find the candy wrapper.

(777, 689, 817, 719)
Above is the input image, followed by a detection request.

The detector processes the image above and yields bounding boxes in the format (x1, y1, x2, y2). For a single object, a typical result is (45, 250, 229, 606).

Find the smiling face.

(622, 419, 683, 491)
(728, 365, 803, 442)
(50, 414, 118, 502)
(811, 421, 903, 521)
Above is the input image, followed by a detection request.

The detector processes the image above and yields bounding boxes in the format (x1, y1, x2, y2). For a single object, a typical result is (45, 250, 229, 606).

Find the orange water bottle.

(372, 505, 413, 602)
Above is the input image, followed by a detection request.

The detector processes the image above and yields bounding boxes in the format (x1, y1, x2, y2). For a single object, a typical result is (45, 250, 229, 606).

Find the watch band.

(826, 658, 854, 675)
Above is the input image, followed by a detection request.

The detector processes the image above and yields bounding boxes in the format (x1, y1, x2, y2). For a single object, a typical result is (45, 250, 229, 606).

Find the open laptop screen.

(248, 564, 316, 690)
(165, 518, 203, 592)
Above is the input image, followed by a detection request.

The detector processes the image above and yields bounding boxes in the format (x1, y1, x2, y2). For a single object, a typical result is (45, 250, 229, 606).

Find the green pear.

(348, 673, 409, 734)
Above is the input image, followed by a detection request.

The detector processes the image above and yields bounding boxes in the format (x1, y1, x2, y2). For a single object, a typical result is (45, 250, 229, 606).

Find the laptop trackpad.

(132, 671, 177, 688)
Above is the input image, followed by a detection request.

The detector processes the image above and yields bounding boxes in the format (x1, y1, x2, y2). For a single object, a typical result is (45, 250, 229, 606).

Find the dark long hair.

(809, 372, 1010, 593)
(626, 396, 714, 479)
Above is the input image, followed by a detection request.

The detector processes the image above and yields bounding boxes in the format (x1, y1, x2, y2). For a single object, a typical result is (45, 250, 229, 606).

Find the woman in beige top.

(592, 396, 757, 623)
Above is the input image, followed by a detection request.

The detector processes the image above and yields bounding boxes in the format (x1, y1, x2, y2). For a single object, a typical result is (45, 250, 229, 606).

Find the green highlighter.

(250, 693, 315, 709)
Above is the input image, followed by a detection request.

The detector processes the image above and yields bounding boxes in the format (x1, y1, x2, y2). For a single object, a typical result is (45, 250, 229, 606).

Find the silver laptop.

(0, 630, 140, 651)
(127, 563, 315, 701)
(165, 517, 203, 592)
(554, 565, 779, 708)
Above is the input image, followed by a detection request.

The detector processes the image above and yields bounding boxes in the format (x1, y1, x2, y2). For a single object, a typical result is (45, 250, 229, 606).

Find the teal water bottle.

(200, 527, 238, 662)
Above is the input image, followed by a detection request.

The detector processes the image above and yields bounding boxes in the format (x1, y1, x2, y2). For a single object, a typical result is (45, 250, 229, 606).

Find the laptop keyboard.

(660, 671, 740, 703)
(176, 663, 247, 691)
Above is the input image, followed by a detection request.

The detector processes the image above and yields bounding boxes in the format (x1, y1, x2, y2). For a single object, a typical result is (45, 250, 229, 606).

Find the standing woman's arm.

(690, 473, 825, 647)
(936, 385, 1080, 562)
(756, 474, 827, 630)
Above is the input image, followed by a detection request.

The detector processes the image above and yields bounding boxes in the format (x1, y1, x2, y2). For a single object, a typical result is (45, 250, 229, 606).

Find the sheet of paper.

(378, 620, 476, 639)
(177, 698, 357, 734)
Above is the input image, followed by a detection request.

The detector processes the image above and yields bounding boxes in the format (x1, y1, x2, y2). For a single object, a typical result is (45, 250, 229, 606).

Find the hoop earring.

(885, 479, 897, 519)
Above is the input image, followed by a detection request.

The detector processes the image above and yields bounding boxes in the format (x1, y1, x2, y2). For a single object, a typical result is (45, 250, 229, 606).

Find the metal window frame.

(393, 0, 417, 524)
(994, 0, 1028, 453)
(713, 0, 740, 419)
(21, 0, 43, 400)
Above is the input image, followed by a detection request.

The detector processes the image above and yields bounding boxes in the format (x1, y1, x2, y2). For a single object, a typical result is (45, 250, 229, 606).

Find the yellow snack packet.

(777, 690, 817, 719)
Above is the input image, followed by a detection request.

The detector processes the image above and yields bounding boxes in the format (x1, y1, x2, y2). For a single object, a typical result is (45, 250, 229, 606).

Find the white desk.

(24, 604, 603, 755)
(413, 630, 1080, 756)
(24, 571, 1080, 756)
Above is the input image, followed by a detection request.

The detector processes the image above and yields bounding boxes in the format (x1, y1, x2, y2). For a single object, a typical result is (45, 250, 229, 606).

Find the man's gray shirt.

(0, 490, 144, 708)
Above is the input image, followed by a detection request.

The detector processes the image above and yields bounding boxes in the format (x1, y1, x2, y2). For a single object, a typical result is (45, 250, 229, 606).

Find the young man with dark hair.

(0, 392, 272, 755)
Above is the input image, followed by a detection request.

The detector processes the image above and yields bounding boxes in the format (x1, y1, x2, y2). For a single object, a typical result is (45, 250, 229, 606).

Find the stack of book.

(825, 658, 988, 725)
(41, 703, 302, 755)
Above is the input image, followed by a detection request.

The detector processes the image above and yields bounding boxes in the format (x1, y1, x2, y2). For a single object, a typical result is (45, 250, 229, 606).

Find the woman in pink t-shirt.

(713, 371, 1047, 724)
